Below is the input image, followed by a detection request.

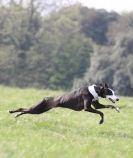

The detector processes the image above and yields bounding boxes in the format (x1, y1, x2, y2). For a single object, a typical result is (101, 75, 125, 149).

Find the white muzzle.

(106, 89, 119, 103)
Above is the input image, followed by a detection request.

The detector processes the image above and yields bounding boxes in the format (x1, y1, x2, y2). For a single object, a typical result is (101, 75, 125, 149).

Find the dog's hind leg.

(15, 112, 27, 118)
(9, 108, 26, 114)
(9, 98, 52, 117)
(9, 108, 31, 117)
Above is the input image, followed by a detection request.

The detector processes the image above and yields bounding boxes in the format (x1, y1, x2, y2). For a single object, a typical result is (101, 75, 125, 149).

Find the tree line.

(0, 1, 132, 95)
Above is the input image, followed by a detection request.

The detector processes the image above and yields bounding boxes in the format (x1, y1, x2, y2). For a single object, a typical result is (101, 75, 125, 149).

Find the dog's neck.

(88, 85, 99, 101)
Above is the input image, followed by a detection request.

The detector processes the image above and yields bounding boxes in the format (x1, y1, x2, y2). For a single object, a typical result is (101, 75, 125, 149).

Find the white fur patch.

(106, 88, 118, 102)
(88, 85, 98, 101)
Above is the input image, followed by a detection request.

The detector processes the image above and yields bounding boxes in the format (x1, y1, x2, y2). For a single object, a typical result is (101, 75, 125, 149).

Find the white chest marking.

(88, 85, 99, 101)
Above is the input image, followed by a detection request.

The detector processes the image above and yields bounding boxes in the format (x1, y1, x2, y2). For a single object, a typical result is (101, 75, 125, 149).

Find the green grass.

(0, 85, 133, 158)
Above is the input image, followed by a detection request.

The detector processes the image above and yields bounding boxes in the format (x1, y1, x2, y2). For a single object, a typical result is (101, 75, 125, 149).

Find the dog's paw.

(9, 110, 13, 114)
(99, 119, 104, 124)
(115, 107, 120, 113)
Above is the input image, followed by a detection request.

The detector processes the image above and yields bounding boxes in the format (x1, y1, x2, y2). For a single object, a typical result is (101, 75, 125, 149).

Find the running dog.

(9, 83, 120, 124)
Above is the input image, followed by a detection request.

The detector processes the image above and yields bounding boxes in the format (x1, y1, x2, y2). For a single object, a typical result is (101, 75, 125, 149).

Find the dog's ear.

(99, 83, 104, 88)
(99, 83, 105, 92)
(99, 85, 105, 98)
(104, 83, 108, 88)
(98, 83, 106, 97)
(100, 86, 105, 92)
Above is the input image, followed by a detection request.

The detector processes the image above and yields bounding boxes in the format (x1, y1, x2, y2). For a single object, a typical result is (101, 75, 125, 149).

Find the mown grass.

(0, 85, 133, 158)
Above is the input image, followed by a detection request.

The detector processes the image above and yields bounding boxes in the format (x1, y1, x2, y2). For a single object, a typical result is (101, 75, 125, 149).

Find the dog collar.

(88, 85, 99, 101)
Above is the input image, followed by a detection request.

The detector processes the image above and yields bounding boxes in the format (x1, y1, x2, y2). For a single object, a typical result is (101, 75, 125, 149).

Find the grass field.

(0, 85, 133, 158)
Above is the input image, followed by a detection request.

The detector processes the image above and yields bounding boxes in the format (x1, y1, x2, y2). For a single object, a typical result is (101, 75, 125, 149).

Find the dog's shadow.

(99, 131, 133, 139)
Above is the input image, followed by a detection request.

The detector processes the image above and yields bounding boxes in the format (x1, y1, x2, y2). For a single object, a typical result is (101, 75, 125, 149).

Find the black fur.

(9, 84, 119, 124)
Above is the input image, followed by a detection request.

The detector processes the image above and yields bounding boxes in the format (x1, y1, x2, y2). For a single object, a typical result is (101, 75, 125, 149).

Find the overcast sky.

(2, 0, 133, 13)
(78, 0, 133, 12)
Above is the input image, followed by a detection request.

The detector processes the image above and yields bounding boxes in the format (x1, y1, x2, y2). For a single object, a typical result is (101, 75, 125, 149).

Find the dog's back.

(52, 87, 89, 110)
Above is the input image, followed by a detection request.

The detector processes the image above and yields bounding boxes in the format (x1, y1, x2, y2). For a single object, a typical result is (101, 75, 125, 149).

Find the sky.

(78, 0, 133, 13)
(1, 0, 133, 13)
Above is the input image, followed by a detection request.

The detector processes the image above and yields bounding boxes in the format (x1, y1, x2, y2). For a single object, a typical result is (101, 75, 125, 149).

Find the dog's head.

(98, 83, 119, 103)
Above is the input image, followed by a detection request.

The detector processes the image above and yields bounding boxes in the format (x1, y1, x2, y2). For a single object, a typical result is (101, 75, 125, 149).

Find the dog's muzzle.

(106, 95, 119, 103)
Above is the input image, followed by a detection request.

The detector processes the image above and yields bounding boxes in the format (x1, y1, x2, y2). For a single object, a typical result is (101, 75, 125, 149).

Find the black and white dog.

(9, 83, 120, 124)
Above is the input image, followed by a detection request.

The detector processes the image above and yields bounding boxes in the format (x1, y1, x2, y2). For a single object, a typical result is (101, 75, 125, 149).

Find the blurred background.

(0, 0, 132, 96)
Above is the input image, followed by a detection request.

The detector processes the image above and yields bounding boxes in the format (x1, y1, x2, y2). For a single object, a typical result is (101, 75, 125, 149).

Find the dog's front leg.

(92, 101, 120, 112)
(92, 101, 111, 109)
(83, 97, 104, 124)
(85, 106, 104, 124)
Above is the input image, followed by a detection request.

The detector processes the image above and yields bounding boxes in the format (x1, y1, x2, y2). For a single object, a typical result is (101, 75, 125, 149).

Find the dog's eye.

(106, 89, 113, 95)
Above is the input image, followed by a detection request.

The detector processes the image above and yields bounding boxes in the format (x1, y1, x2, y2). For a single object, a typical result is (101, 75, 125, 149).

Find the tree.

(80, 7, 119, 44)
(28, 4, 93, 89)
